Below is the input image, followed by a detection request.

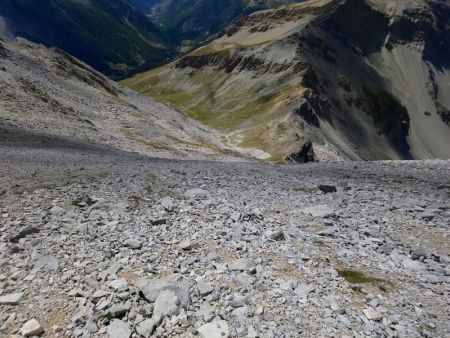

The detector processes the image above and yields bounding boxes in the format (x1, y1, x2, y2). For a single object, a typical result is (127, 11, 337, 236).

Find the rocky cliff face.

(125, 0, 450, 162)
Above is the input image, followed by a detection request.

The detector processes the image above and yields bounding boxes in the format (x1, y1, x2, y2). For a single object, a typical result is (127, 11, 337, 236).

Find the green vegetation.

(338, 269, 391, 291)
(338, 269, 383, 284)
(123, 53, 306, 162)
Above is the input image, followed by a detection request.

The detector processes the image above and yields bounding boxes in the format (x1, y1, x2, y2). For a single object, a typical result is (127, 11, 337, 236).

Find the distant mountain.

(148, 0, 305, 48)
(124, 0, 450, 161)
(0, 0, 174, 78)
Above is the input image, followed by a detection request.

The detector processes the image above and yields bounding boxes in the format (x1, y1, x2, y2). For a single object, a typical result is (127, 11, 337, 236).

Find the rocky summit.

(0, 140, 449, 337)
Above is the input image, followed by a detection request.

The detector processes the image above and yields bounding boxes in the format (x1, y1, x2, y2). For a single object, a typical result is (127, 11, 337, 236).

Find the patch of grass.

(338, 269, 392, 292)
(338, 269, 385, 284)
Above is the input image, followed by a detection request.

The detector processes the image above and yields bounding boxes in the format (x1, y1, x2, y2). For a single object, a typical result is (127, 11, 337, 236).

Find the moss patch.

(338, 269, 385, 284)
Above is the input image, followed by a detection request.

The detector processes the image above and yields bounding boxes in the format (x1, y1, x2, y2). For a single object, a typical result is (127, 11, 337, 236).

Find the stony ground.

(0, 139, 449, 338)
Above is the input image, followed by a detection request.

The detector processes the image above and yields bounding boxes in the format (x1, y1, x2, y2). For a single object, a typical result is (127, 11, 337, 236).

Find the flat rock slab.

(301, 205, 336, 218)
(136, 318, 161, 338)
(34, 255, 58, 271)
(0, 292, 24, 305)
(136, 274, 191, 306)
(197, 320, 230, 338)
(20, 318, 44, 337)
(107, 278, 129, 291)
(228, 258, 256, 272)
(107, 319, 131, 338)
(184, 188, 209, 199)
(153, 289, 180, 317)
(363, 309, 383, 321)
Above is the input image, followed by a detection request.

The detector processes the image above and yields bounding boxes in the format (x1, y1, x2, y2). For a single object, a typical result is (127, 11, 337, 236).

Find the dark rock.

(151, 218, 167, 226)
(107, 303, 131, 318)
(286, 140, 315, 163)
(72, 194, 96, 207)
(437, 108, 450, 125)
(10, 227, 40, 243)
(318, 185, 337, 194)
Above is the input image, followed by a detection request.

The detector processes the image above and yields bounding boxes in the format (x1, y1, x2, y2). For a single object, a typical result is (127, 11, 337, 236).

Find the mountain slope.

(126, 0, 163, 13)
(0, 37, 241, 161)
(148, 0, 306, 49)
(0, 0, 174, 78)
(124, 0, 450, 161)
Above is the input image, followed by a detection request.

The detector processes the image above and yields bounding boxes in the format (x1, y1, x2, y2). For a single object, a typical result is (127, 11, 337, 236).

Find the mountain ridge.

(124, 0, 450, 161)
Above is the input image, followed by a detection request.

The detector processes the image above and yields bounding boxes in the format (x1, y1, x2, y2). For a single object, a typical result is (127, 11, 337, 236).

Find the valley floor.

(0, 138, 449, 337)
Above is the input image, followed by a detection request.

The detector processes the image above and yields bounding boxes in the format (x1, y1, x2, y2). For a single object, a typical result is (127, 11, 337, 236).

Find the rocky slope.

(0, 0, 174, 78)
(125, 0, 450, 162)
(0, 37, 240, 161)
(0, 141, 449, 337)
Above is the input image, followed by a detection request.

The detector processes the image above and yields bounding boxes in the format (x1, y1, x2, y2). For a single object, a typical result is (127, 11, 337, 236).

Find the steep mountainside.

(0, 0, 174, 78)
(126, 0, 163, 13)
(125, 0, 450, 161)
(148, 0, 306, 49)
(0, 37, 240, 161)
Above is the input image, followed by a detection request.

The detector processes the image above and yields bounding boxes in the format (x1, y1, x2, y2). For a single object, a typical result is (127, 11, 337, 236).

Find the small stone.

(228, 295, 249, 308)
(411, 246, 428, 260)
(151, 218, 167, 226)
(423, 273, 445, 284)
(107, 303, 131, 318)
(153, 290, 180, 317)
(196, 303, 214, 321)
(228, 259, 256, 272)
(108, 279, 128, 291)
(197, 320, 229, 338)
(265, 229, 285, 241)
(93, 290, 109, 298)
(197, 282, 215, 297)
(184, 188, 208, 199)
(34, 255, 58, 271)
(161, 197, 175, 212)
(301, 205, 336, 218)
(180, 239, 194, 251)
(317, 227, 338, 237)
(0, 292, 24, 305)
(123, 238, 142, 250)
(247, 325, 258, 338)
(363, 309, 383, 321)
(318, 185, 337, 194)
(294, 284, 314, 299)
(136, 318, 162, 338)
(402, 259, 425, 273)
(230, 212, 241, 222)
(136, 274, 190, 307)
(20, 319, 44, 337)
(107, 319, 131, 338)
